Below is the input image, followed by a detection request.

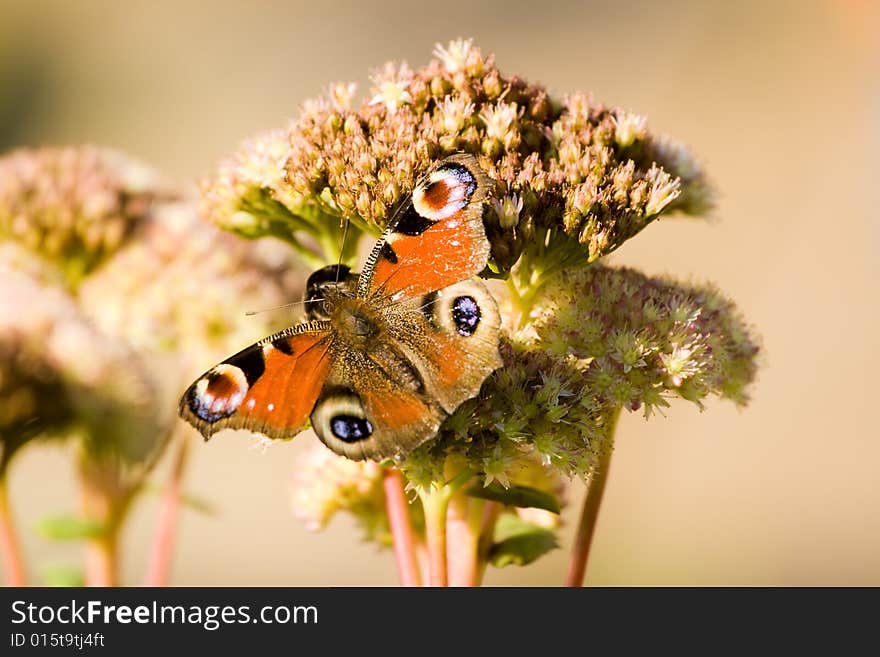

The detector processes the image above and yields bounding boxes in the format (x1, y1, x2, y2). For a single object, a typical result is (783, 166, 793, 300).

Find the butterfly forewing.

(179, 326, 333, 441)
(359, 154, 492, 302)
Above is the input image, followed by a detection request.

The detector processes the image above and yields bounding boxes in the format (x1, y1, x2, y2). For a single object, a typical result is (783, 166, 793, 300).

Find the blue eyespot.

(452, 296, 481, 336)
(330, 415, 373, 442)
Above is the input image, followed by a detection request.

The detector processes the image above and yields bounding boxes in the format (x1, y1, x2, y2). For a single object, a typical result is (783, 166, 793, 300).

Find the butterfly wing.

(308, 278, 501, 461)
(394, 278, 503, 415)
(309, 350, 444, 461)
(179, 324, 333, 441)
(358, 154, 492, 302)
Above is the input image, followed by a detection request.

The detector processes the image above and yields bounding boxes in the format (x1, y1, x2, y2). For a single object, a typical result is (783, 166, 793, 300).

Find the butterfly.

(178, 154, 502, 461)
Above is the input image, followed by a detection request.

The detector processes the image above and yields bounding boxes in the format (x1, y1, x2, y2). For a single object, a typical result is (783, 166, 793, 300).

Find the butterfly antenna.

(244, 299, 317, 316)
(335, 218, 350, 285)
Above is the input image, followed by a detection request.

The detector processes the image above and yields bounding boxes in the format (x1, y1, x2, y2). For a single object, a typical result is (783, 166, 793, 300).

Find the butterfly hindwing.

(359, 154, 492, 301)
(310, 351, 444, 461)
(179, 326, 332, 441)
(397, 278, 503, 414)
(308, 278, 501, 461)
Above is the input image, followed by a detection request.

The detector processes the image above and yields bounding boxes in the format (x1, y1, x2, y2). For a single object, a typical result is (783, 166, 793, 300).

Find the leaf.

(488, 515, 559, 568)
(35, 514, 105, 541)
(465, 483, 561, 514)
(143, 482, 217, 516)
(39, 564, 85, 587)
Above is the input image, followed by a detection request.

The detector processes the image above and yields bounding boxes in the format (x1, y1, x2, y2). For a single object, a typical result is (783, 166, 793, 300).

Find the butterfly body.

(179, 154, 501, 461)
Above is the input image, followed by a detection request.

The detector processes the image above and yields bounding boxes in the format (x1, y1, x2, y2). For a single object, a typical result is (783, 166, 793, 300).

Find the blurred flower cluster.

(0, 145, 306, 584)
(0, 146, 170, 288)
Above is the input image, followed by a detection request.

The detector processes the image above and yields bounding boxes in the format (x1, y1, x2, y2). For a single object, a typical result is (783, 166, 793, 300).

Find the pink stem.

(382, 467, 421, 587)
(564, 439, 616, 586)
(446, 494, 481, 586)
(78, 460, 121, 587)
(0, 475, 26, 586)
(144, 436, 190, 586)
(475, 501, 501, 586)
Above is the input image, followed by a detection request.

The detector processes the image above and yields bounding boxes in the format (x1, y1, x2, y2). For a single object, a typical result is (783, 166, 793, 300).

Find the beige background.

(1, 0, 877, 585)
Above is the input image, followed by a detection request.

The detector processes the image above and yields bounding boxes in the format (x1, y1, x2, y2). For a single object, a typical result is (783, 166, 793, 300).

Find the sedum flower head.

(531, 265, 761, 413)
(400, 265, 759, 488)
(201, 40, 713, 272)
(0, 146, 171, 287)
(0, 245, 160, 471)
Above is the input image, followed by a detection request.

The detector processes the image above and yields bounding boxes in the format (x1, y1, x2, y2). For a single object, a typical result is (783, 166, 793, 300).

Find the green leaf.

(465, 483, 561, 514)
(35, 514, 105, 541)
(488, 515, 559, 568)
(143, 483, 217, 516)
(39, 564, 85, 587)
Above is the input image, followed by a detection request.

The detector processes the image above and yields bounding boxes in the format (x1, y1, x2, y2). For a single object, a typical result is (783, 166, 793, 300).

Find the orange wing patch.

(180, 329, 332, 441)
(363, 385, 431, 431)
(370, 215, 490, 300)
(361, 154, 491, 301)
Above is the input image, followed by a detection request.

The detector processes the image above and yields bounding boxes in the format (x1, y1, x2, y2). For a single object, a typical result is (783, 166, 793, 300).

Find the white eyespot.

(189, 364, 249, 422)
(267, 403, 275, 412)
(413, 170, 472, 220)
(311, 391, 372, 447)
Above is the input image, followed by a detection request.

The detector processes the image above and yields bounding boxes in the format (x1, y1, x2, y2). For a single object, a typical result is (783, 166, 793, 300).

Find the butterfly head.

(304, 264, 358, 322)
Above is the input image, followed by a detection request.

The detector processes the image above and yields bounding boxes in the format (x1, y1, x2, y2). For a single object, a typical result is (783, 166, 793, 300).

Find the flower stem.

(418, 469, 473, 587)
(475, 501, 501, 585)
(564, 409, 621, 587)
(382, 467, 421, 587)
(420, 488, 450, 587)
(78, 457, 128, 587)
(0, 472, 26, 586)
(85, 528, 118, 587)
(144, 434, 190, 587)
(446, 494, 484, 587)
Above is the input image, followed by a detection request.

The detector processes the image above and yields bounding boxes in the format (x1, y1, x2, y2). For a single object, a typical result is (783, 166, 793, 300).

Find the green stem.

(420, 490, 449, 587)
(85, 527, 119, 587)
(0, 471, 26, 586)
(78, 456, 132, 587)
(418, 469, 474, 587)
(506, 237, 587, 330)
(564, 408, 621, 586)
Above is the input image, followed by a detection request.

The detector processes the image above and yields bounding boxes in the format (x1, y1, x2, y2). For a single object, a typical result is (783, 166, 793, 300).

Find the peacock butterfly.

(178, 154, 502, 461)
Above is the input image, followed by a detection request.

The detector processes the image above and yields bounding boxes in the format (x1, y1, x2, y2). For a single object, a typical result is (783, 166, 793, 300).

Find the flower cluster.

(532, 265, 760, 412)
(0, 244, 159, 472)
(201, 39, 711, 271)
(399, 264, 759, 490)
(0, 146, 171, 287)
(0, 145, 306, 473)
(289, 442, 392, 543)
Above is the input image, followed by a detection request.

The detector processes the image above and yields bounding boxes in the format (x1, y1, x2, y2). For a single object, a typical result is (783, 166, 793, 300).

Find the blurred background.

(0, 0, 877, 585)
